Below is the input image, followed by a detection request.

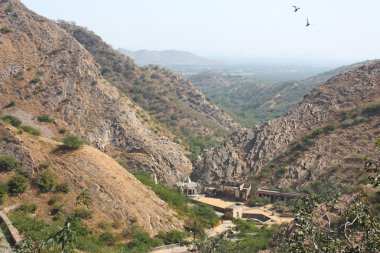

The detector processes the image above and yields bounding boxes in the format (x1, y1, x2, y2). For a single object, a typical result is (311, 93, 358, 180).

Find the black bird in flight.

(306, 17, 311, 27)
(293, 6, 300, 12)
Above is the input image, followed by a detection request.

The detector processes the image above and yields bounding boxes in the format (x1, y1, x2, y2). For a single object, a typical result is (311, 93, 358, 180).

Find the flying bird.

(293, 6, 300, 12)
(306, 17, 311, 27)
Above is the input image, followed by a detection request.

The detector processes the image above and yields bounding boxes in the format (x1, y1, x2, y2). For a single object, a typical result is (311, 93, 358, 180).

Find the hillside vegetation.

(0, 0, 193, 185)
(193, 60, 380, 194)
(190, 61, 376, 126)
(58, 22, 239, 160)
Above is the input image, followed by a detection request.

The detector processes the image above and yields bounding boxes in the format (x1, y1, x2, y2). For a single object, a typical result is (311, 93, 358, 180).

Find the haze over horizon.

(22, 0, 380, 67)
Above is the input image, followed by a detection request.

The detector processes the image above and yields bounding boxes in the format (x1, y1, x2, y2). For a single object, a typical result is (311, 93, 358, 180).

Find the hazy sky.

(22, 0, 380, 66)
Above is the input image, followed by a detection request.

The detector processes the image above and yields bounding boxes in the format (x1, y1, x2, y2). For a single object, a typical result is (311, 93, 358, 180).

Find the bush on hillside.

(157, 230, 189, 245)
(1, 115, 22, 127)
(56, 181, 70, 193)
(99, 232, 118, 246)
(17, 204, 37, 214)
(123, 225, 162, 253)
(72, 208, 93, 220)
(35, 169, 57, 193)
(8, 174, 28, 195)
(0, 184, 7, 204)
(62, 135, 84, 149)
(37, 114, 53, 123)
(0, 155, 19, 171)
(19, 125, 41, 136)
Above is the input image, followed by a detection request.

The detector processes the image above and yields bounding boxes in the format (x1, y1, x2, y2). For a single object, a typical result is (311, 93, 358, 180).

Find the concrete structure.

(224, 204, 244, 219)
(204, 187, 217, 197)
(218, 180, 251, 201)
(176, 176, 199, 196)
(255, 189, 304, 201)
(193, 197, 294, 224)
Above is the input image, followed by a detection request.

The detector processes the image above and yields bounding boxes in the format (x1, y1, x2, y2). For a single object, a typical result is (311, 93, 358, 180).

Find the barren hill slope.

(0, 0, 191, 184)
(193, 60, 380, 189)
(0, 123, 181, 235)
(58, 22, 239, 159)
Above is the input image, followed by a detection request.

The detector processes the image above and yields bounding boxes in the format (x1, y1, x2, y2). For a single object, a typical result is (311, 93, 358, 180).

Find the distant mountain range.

(118, 49, 224, 66)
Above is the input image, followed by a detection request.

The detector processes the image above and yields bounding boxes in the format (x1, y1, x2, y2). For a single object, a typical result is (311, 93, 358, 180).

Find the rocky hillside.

(118, 49, 223, 66)
(189, 61, 376, 126)
(0, 0, 194, 184)
(57, 22, 239, 160)
(0, 123, 182, 235)
(193, 60, 380, 190)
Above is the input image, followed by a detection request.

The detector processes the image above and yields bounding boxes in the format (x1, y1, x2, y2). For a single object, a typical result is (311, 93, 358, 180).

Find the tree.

(195, 231, 237, 253)
(277, 138, 380, 252)
(76, 188, 92, 209)
(45, 219, 77, 253)
(62, 135, 84, 150)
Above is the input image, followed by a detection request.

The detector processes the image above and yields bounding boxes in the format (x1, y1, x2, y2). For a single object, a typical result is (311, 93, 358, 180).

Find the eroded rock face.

(193, 61, 380, 187)
(0, 0, 191, 184)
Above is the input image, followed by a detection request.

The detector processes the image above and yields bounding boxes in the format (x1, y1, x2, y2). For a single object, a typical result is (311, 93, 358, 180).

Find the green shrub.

(29, 77, 40, 84)
(362, 103, 380, 116)
(73, 208, 93, 220)
(0, 155, 19, 171)
(0, 184, 8, 204)
(98, 221, 112, 230)
(35, 169, 57, 193)
(17, 204, 37, 214)
(4, 101, 15, 108)
(123, 225, 162, 253)
(56, 181, 70, 193)
(0, 26, 11, 34)
(71, 220, 90, 237)
(19, 125, 41, 136)
(99, 231, 118, 246)
(7, 174, 28, 195)
(157, 230, 189, 245)
(51, 204, 65, 220)
(62, 135, 84, 149)
(2, 115, 22, 127)
(58, 128, 67, 135)
(37, 114, 53, 123)
(48, 196, 62, 206)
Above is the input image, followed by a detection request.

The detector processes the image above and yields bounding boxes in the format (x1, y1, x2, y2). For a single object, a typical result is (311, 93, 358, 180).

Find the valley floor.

(193, 197, 293, 225)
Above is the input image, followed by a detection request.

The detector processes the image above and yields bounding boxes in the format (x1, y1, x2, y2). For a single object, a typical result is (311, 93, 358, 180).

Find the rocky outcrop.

(193, 61, 380, 188)
(0, 0, 192, 184)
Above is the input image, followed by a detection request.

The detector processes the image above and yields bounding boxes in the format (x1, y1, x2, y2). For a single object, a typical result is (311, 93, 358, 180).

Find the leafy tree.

(45, 219, 77, 253)
(195, 232, 237, 253)
(62, 135, 84, 149)
(278, 138, 380, 252)
(76, 188, 92, 209)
